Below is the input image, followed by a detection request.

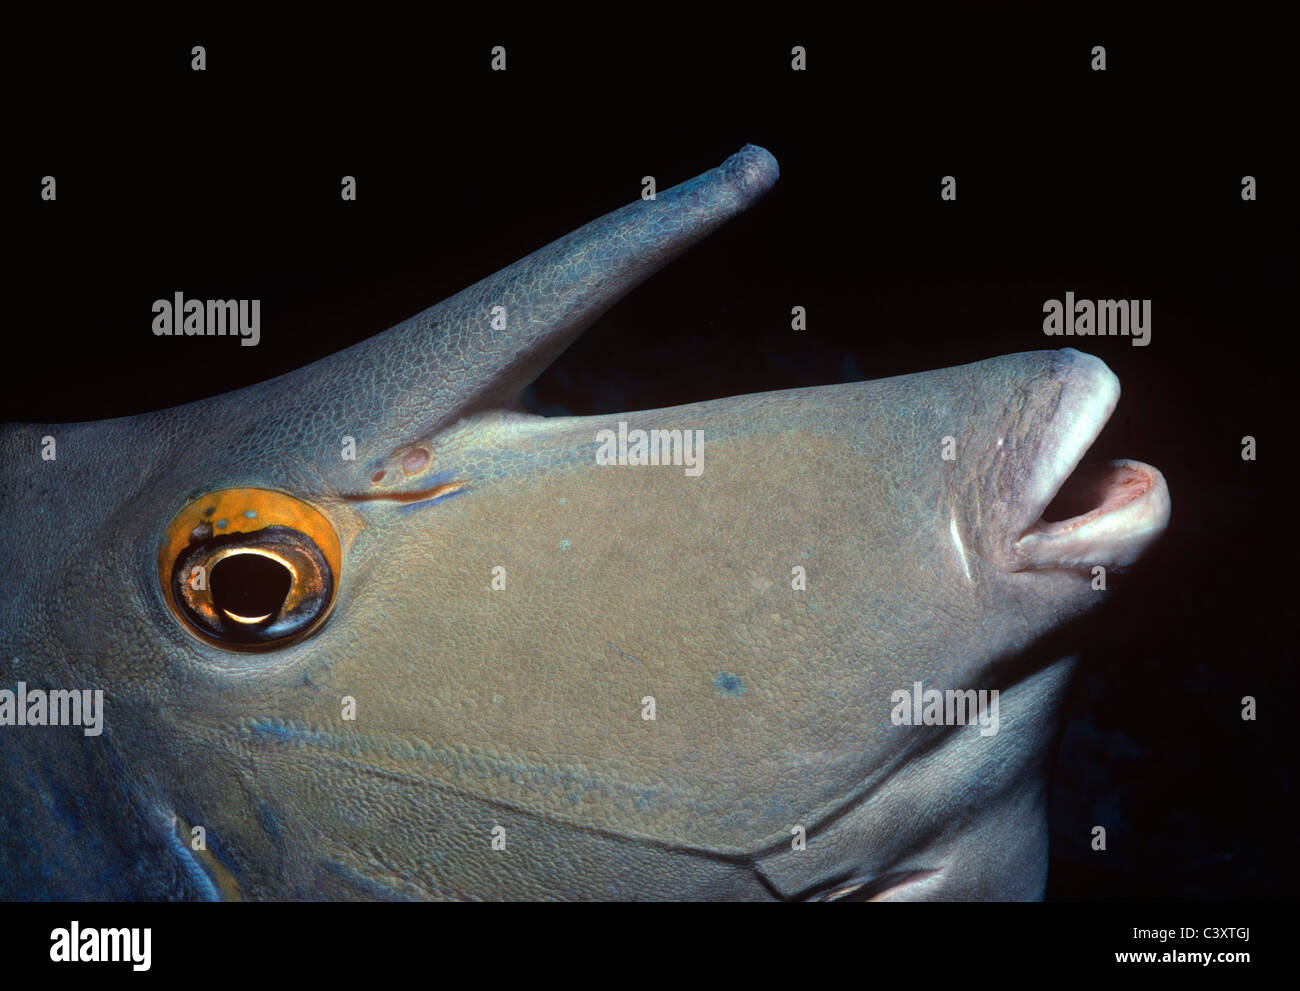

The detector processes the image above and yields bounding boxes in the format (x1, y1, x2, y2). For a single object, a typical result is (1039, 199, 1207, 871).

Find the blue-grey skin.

(0, 146, 1169, 900)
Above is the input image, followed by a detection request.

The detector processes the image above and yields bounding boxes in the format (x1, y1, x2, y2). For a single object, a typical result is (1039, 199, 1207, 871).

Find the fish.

(0, 144, 1170, 900)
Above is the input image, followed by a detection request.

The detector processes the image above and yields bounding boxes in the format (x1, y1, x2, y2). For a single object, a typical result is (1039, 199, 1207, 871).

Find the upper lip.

(1017, 351, 1121, 534)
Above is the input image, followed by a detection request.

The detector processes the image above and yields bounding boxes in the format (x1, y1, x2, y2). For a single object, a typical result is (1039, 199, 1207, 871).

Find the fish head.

(0, 145, 1170, 901)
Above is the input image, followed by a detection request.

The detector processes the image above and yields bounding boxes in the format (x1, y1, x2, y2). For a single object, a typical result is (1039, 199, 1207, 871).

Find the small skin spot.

(203, 506, 215, 518)
(713, 672, 745, 697)
(216, 519, 227, 529)
(244, 510, 257, 519)
(401, 447, 431, 477)
(371, 470, 386, 485)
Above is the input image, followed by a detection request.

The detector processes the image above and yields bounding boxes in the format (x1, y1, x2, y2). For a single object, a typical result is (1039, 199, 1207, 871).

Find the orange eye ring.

(158, 488, 342, 650)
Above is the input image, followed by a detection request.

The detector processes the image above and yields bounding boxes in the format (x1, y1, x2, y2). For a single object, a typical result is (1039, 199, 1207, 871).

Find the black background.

(7, 13, 1295, 906)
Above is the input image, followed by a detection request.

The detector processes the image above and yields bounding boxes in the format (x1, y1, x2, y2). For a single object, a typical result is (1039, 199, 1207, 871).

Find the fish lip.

(1010, 349, 1171, 572)
(1018, 349, 1121, 532)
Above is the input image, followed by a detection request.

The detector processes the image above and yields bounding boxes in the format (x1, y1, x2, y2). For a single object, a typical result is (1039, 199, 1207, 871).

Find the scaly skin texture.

(0, 147, 1157, 899)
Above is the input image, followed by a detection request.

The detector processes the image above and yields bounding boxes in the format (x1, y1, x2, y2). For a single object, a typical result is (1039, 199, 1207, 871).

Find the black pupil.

(210, 553, 292, 620)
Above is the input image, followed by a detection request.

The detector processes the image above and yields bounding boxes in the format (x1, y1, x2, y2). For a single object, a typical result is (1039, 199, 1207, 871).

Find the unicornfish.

(0, 144, 1170, 900)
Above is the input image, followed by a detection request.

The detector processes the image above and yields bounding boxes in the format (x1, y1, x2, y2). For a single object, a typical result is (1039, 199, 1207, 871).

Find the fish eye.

(159, 489, 341, 649)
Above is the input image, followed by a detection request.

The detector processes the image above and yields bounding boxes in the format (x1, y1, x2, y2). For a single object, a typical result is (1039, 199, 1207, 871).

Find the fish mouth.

(1012, 350, 1170, 571)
